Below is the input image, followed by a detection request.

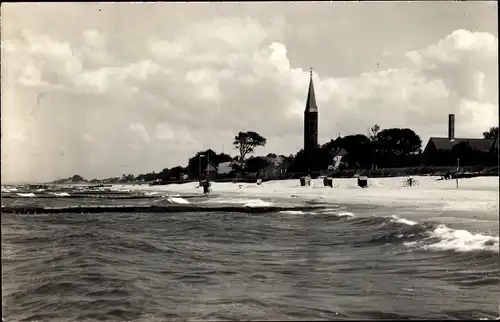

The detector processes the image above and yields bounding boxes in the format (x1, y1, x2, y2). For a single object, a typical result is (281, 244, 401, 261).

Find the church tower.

(304, 68, 318, 166)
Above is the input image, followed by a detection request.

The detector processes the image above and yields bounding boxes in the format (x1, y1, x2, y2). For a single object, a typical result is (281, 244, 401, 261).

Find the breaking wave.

(349, 214, 498, 254)
(203, 197, 275, 208)
(50, 192, 71, 197)
(16, 193, 36, 198)
(405, 225, 499, 253)
(279, 210, 306, 215)
(243, 200, 274, 208)
(1, 187, 18, 192)
(205, 198, 272, 205)
(337, 211, 356, 218)
(167, 197, 190, 204)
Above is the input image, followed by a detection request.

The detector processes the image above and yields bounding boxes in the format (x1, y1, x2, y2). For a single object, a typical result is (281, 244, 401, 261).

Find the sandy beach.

(118, 176, 499, 213)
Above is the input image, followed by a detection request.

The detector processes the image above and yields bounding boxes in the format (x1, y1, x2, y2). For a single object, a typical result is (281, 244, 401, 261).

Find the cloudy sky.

(1, 2, 498, 183)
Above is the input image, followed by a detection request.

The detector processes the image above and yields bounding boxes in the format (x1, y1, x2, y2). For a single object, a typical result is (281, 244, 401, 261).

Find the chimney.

(448, 114, 455, 141)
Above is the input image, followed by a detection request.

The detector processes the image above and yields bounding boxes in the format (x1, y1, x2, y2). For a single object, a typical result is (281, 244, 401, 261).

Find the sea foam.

(50, 192, 71, 197)
(167, 197, 190, 204)
(390, 215, 418, 226)
(243, 200, 274, 208)
(16, 193, 36, 198)
(280, 210, 306, 215)
(404, 224, 499, 253)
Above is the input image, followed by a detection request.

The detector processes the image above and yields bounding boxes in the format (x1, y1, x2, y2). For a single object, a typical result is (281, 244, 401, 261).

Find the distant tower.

(304, 67, 319, 168)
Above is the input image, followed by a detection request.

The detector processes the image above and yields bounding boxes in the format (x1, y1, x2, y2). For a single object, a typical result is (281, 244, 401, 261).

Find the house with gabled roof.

(421, 114, 497, 166)
(258, 155, 292, 179)
(328, 148, 348, 170)
(204, 160, 242, 179)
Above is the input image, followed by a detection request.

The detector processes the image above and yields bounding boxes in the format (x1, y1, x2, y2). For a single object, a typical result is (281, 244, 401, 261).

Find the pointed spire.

(305, 67, 318, 113)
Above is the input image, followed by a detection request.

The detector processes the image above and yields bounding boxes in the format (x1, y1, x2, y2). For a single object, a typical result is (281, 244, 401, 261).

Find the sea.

(1, 183, 499, 321)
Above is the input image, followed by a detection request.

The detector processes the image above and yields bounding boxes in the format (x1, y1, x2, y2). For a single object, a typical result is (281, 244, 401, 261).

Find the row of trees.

(58, 125, 497, 183)
(133, 125, 498, 181)
(132, 126, 425, 181)
(288, 125, 424, 172)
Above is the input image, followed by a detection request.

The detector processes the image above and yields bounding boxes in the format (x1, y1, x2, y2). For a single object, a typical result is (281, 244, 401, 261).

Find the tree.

(288, 148, 333, 173)
(120, 173, 135, 182)
(233, 131, 267, 162)
(71, 175, 86, 182)
(375, 128, 422, 167)
(368, 124, 381, 141)
(246, 156, 271, 173)
(215, 153, 233, 164)
(338, 134, 373, 169)
(136, 171, 158, 182)
(483, 126, 499, 140)
(157, 168, 171, 181)
(376, 128, 422, 155)
(167, 166, 185, 180)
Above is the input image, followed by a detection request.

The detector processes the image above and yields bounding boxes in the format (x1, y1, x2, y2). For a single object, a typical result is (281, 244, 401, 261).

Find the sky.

(1, 2, 498, 183)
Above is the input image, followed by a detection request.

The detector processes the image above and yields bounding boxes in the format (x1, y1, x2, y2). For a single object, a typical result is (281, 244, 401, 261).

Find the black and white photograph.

(1, 2, 499, 321)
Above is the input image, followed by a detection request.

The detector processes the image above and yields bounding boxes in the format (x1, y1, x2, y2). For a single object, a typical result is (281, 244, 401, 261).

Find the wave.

(1, 187, 18, 192)
(350, 214, 498, 254)
(243, 200, 274, 208)
(167, 197, 190, 204)
(389, 214, 417, 226)
(49, 192, 71, 197)
(279, 209, 355, 219)
(315, 208, 355, 218)
(205, 198, 271, 205)
(337, 211, 356, 218)
(16, 193, 36, 198)
(405, 225, 499, 253)
(205, 198, 275, 208)
(279, 210, 306, 215)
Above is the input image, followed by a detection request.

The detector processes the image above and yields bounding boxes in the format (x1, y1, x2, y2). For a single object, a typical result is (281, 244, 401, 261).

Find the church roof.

(305, 70, 318, 113)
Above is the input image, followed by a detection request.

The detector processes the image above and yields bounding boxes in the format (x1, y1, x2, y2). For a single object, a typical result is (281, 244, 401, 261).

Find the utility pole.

(456, 158, 460, 189)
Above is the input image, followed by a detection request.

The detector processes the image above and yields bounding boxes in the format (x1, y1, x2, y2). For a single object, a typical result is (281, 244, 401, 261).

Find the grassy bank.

(325, 165, 499, 178)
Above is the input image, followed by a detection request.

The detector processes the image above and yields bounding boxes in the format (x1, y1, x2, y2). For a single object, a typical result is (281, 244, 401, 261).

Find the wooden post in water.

(456, 158, 460, 189)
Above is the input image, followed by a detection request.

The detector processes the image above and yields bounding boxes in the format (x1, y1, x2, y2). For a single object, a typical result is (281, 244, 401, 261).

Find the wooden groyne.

(0, 194, 159, 199)
(1, 204, 327, 215)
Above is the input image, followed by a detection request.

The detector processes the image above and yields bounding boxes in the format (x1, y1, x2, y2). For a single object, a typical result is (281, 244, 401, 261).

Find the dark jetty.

(0, 194, 161, 199)
(2, 204, 327, 215)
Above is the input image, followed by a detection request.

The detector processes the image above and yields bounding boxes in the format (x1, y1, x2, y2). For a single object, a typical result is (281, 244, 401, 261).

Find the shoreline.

(117, 175, 499, 214)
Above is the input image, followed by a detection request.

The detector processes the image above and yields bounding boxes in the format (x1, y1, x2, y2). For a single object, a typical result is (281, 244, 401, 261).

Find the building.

(330, 148, 348, 170)
(257, 155, 292, 179)
(421, 114, 497, 166)
(304, 68, 318, 170)
(217, 161, 242, 178)
(204, 160, 242, 179)
(204, 161, 218, 180)
(217, 161, 234, 176)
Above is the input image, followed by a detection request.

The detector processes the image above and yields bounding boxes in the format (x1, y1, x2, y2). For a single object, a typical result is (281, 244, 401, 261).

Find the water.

(2, 185, 499, 321)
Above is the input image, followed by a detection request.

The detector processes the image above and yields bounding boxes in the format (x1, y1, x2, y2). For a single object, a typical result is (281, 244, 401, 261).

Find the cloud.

(129, 123, 151, 143)
(406, 29, 497, 102)
(1, 10, 497, 182)
(83, 133, 95, 142)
